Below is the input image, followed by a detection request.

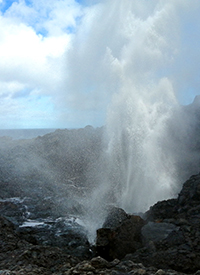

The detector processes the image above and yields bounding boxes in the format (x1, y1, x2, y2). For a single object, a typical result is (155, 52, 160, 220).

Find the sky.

(0, 0, 200, 129)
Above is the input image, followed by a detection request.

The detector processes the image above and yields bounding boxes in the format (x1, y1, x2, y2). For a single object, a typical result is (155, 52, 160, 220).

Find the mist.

(64, 0, 200, 239)
(1, 0, 200, 243)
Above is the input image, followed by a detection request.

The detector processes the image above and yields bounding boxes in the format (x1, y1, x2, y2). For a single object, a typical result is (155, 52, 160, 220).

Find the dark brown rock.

(96, 207, 145, 260)
(131, 174, 200, 273)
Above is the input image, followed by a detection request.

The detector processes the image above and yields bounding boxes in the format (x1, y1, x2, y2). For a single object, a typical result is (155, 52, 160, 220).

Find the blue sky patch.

(75, 0, 84, 4)
(0, 0, 18, 13)
(24, 0, 32, 6)
(36, 28, 48, 38)
(66, 25, 76, 34)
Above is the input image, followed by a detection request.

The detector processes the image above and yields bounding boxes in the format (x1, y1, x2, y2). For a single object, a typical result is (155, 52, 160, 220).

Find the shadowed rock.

(96, 207, 145, 260)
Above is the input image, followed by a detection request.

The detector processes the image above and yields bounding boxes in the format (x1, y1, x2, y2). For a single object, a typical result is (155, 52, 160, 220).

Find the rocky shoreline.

(1, 104, 200, 275)
(1, 173, 200, 274)
(0, 214, 191, 275)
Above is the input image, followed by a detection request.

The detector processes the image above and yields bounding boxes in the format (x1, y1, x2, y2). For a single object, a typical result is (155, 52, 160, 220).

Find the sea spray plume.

(103, 1, 179, 213)
(65, 0, 197, 239)
(105, 79, 178, 213)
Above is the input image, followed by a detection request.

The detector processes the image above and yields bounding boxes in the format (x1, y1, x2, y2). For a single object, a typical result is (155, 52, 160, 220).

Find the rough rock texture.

(0, 214, 81, 274)
(129, 173, 200, 273)
(0, 215, 189, 275)
(93, 174, 200, 273)
(96, 207, 145, 260)
(141, 222, 178, 244)
(1, 122, 200, 274)
(2, 174, 200, 274)
(66, 256, 188, 275)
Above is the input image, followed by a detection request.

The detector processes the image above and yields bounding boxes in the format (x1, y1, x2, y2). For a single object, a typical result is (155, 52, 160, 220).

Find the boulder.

(130, 173, 200, 273)
(96, 207, 145, 260)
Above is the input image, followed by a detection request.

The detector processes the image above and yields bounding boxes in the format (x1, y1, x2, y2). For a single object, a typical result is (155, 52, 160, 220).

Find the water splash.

(82, 78, 180, 241)
(105, 78, 178, 213)
(87, 2, 180, 214)
(70, 1, 189, 240)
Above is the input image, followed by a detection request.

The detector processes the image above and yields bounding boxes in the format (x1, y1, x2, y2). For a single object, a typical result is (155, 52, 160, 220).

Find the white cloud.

(64, 0, 200, 114)
(0, 0, 200, 128)
(64, 1, 179, 113)
(0, 0, 79, 128)
(0, 18, 69, 92)
(4, 0, 82, 36)
(42, 0, 82, 36)
(3, 0, 37, 24)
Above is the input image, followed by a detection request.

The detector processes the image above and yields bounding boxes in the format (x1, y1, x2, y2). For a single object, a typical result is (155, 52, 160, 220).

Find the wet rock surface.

(0, 182, 200, 274)
(0, 215, 189, 275)
(93, 173, 200, 273)
(1, 180, 199, 275)
(96, 207, 145, 261)
(0, 197, 93, 258)
(1, 126, 200, 274)
(2, 172, 200, 275)
(129, 173, 200, 273)
(0, 213, 189, 275)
